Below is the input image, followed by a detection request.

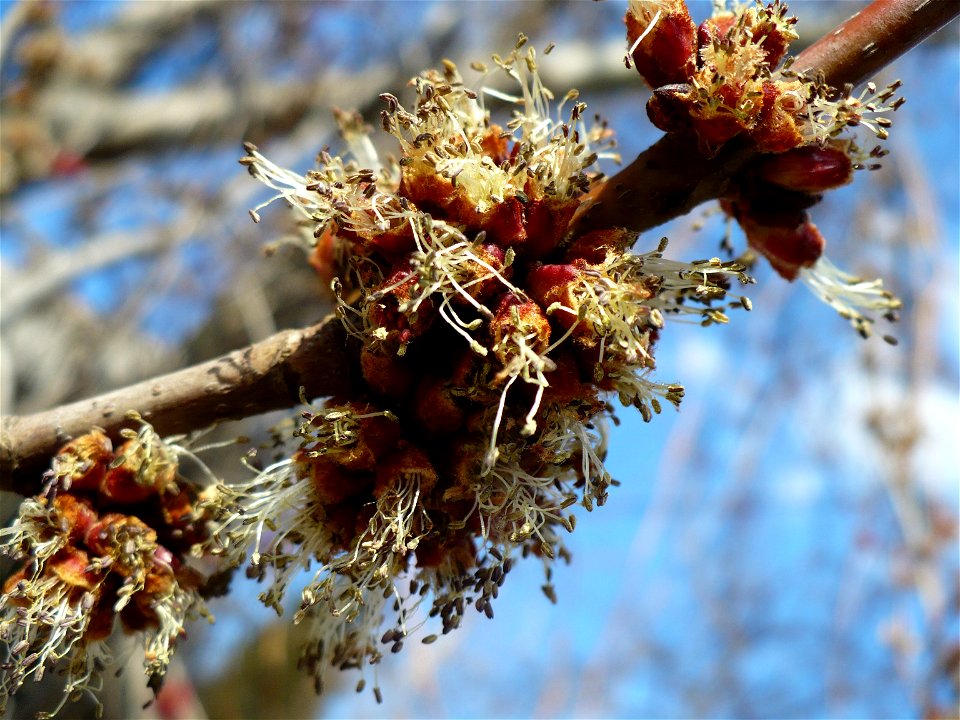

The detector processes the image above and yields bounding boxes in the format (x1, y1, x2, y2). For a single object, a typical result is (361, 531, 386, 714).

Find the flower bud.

(300, 455, 367, 506)
(645, 83, 694, 134)
(414, 375, 465, 435)
(757, 145, 853, 193)
(50, 429, 112, 491)
(361, 346, 414, 399)
(625, 0, 697, 88)
(53, 494, 99, 542)
(366, 261, 437, 349)
(489, 294, 552, 366)
(48, 548, 99, 591)
(374, 444, 438, 497)
(734, 205, 825, 280)
(523, 197, 579, 259)
(749, 81, 806, 154)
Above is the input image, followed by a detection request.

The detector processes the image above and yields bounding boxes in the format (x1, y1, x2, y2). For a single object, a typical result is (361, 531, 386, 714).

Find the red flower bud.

(100, 462, 157, 505)
(85, 601, 116, 641)
(565, 228, 634, 265)
(625, 1, 697, 88)
(489, 293, 552, 365)
(365, 260, 436, 347)
(300, 454, 369, 505)
(749, 81, 805, 154)
(452, 242, 510, 305)
(526, 262, 586, 334)
(542, 349, 598, 407)
(324, 403, 402, 471)
(414, 375, 465, 435)
(697, 13, 737, 50)
(48, 547, 99, 591)
(53, 494, 99, 542)
(732, 203, 825, 280)
(479, 124, 512, 166)
(482, 196, 526, 248)
(361, 346, 414, 399)
(51, 429, 113, 492)
(646, 83, 694, 134)
(523, 197, 579, 259)
(757, 145, 853, 193)
(307, 224, 339, 285)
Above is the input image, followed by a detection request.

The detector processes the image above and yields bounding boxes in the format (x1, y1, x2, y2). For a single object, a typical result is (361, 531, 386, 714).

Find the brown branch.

(1, 0, 956, 496)
(792, 0, 959, 89)
(573, 0, 958, 235)
(0, 316, 359, 495)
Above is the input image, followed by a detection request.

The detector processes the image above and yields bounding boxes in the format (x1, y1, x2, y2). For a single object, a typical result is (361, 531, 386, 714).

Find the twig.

(0, 317, 358, 495)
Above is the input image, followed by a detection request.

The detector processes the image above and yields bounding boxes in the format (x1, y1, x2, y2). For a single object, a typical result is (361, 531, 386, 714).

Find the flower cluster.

(626, 0, 902, 339)
(218, 37, 754, 699)
(0, 421, 215, 717)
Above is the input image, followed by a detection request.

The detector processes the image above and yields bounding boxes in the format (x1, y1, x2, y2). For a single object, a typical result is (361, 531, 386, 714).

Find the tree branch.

(1, 0, 956, 496)
(0, 317, 359, 495)
(572, 0, 958, 235)
(792, 0, 959, 88)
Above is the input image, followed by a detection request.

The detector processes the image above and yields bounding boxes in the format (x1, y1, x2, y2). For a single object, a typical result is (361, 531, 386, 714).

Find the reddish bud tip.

(626, 3, 697, 88)
(757, 146, 853, 193)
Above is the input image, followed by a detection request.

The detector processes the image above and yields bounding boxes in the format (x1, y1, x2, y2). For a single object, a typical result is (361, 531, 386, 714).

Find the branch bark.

(1, 0, 956, 496)
(1, 317, 359, 495)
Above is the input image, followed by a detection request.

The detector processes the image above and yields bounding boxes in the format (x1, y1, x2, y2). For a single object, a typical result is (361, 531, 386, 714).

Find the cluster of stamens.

(208, 35, 758, 700)
(0, 420, 215, 717)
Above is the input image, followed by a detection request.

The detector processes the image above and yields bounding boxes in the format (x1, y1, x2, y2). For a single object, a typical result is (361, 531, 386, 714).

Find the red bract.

(758, 145, 853, 193)
(729, 200, 825, 280)
(625, 0, 697, 88)
(366, 261, 436, 346)
(748, 80, 806, 153)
